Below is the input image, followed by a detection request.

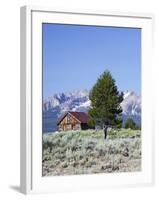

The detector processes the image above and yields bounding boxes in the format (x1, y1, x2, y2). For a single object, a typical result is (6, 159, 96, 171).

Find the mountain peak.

(43, 89, 141, 132)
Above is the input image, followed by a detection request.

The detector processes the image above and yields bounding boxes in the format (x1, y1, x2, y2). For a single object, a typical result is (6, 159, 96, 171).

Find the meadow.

(42, 129, 141, 176)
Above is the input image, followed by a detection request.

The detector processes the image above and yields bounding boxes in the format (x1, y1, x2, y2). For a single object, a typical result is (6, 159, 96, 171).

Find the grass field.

(42, 128, 141, 176)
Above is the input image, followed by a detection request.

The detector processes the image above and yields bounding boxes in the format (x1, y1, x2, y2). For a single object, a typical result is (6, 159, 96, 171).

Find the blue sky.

(42, 23, 141, 99)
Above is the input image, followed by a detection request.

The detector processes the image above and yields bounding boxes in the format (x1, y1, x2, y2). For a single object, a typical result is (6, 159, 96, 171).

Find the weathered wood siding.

(58, 113, 81, 131)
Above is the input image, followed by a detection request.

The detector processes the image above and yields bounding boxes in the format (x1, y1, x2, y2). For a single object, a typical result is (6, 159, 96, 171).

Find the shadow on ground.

(9, 185, 21, 193)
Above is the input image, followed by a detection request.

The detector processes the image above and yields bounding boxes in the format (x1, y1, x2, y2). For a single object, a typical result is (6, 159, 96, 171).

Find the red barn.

(57, 111, 89, 131)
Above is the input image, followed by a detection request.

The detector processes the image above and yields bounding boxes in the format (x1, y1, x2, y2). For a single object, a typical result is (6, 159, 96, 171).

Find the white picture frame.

(20, 6, 154, 194)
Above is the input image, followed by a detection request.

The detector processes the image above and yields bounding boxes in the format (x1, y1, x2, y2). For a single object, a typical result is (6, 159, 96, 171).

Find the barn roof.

(57, 111, 88, 125)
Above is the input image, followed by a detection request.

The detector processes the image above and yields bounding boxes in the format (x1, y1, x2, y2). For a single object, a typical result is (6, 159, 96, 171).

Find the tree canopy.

(88, 70, 123, 128)
(125, 118, 138, 130)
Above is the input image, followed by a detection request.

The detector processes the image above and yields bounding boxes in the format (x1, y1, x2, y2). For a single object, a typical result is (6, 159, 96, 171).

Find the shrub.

(42, 129, 141, 176)
(125, 118, 137, 130)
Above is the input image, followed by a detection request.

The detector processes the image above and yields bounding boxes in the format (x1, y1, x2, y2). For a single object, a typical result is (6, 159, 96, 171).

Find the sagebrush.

(42, 129, 141, 176)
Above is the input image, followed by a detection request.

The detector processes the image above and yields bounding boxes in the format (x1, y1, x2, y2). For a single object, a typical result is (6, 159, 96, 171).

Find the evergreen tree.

(88, 70, 123, 128)
(125, 118, 137, 130)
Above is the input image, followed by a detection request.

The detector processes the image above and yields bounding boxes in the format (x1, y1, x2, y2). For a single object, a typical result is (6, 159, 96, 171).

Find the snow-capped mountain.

(43, 89, 90, 113)
(121, 91, 141, 128)
(43, 89, 141, 132)
(121, 91, 141, 116)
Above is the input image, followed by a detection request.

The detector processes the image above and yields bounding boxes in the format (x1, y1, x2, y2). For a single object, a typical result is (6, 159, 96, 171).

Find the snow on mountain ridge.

(121, 91, 141, 116)
(43, 89, 141, 116)
(42, 90, 141, 132)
